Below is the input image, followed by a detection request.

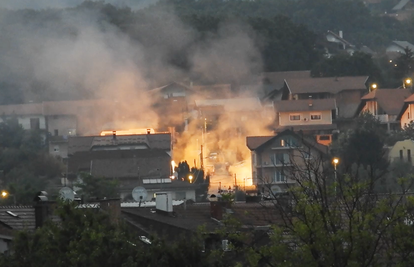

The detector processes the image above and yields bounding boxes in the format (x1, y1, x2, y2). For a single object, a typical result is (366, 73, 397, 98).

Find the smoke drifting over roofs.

(0, 2, 263, 131)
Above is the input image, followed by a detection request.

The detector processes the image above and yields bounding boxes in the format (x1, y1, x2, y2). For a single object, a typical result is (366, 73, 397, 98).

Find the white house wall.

(0, 115, 47, 130)
(47, 115, 77, 136)
(401, 103, 414, 128)
(278, 110, 332, 126)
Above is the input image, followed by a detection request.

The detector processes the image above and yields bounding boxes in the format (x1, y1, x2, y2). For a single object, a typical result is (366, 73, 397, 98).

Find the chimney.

(339, 30, 343, 38)
(99, 198, 121, 224)
(33, 191, 52, 229)
(155, 192, 173, 215)
(308, 96, 313, 107)
(112, 131, 116, 140)
(210, 201, 223, 220)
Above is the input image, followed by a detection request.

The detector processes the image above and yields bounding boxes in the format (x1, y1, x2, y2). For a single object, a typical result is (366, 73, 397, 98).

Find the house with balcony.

(397, 93, 414, 128)
(264, 76, 369, 130)
(274, 98, 338, 146)
(246, 129, 328, 195)
(358, 88, 411, 131)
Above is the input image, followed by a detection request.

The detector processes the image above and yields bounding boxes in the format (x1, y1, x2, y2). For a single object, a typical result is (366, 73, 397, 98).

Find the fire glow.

(100, 128, 155, 136)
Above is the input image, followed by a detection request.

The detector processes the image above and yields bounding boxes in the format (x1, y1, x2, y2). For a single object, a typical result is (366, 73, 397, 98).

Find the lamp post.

(333, 158, 339, 195)
(189, 175, 193, 184)
(404, 78, 412, 89)
(1, 190, 16, 205)
(370, 83, 377, 92)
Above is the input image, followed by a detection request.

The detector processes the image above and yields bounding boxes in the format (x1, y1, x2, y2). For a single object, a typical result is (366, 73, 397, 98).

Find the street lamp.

(332, 158, 339, 195)
(370, 83, 377, 92)
(1, 190, 16, 205)
(189, 175, 193, 183)
(404, 78, 412, 89)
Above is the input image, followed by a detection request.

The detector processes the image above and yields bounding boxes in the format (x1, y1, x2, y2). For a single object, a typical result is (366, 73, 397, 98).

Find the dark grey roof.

(122, 202, 283, 233)
(392, 0, 411, 10)
(275, 98, 337, 112)
(68, 133, 171, 155)
(69, 149, 171, 178)
(285, 76, 368, 95)
(0, 206, 36, 231)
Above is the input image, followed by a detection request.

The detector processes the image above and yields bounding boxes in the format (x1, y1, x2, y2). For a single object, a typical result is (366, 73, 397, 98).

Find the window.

(310, 114, 322, 120)
(281, 137, 297, 147)
(272, 153, 289, 165)
(408, 150, 412, 163)
(54, 145, 59, 153)
(289, 114, 301, 121)
(54, 129, 58, 136)
(273, 171, 285, 183)
(400, 150, 404, 160)
(30, 118, 40, 130)
(319, 135, 331, 141)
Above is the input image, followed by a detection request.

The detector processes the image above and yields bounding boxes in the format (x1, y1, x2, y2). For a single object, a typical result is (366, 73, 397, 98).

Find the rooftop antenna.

(132, 186, 148, 207)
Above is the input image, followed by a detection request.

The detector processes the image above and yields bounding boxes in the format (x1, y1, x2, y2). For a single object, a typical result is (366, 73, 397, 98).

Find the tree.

(219, 142, 414, 266)
(332, 112, 388, 176)
(394, 48, 414, 84)
(0, 119, 63, 205)
(311, 52, 382, 81)
(0, 201, 224, 267)
(75, 172, 119, 201)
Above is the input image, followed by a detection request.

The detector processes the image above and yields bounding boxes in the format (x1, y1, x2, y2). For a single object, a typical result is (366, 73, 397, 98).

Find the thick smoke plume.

(0, 2, 271, 182)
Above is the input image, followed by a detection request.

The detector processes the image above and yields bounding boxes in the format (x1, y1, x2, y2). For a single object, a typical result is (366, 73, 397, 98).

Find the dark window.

(54, 129, 58, 136)
(408, 150, 412, 162)
(400, 150, 404, 160)
(30, 118, 40, 130)
(319, 135, 331, 141)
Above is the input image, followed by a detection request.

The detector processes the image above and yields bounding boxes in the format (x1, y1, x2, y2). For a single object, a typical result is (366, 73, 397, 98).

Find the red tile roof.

(361, 88, 411, 115)
(404, 93, 414, 103)
(285, 76, 368, 95)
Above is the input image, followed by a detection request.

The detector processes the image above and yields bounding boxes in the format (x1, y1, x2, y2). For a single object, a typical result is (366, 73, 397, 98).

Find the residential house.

(122, 200, 283, 251)
(397, 92, 414, 128)
(246, 129, 328, 195)
(0, 99, 120, 161)
(358, 88, 411, 131)
(66, 133, 202, 201)
(0, 206, 36, 254)
(386, 41, 414, 55)
(390, 0, 414, 21)
(274, 98, 338, 146)
(388, 139, 414, 165)
(263, 76, 369, 131)
(0, 103, 46, 131)
(259, 71, 311, 99)
(325, 30, 357, 57)
(149, 82, 194, 131)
